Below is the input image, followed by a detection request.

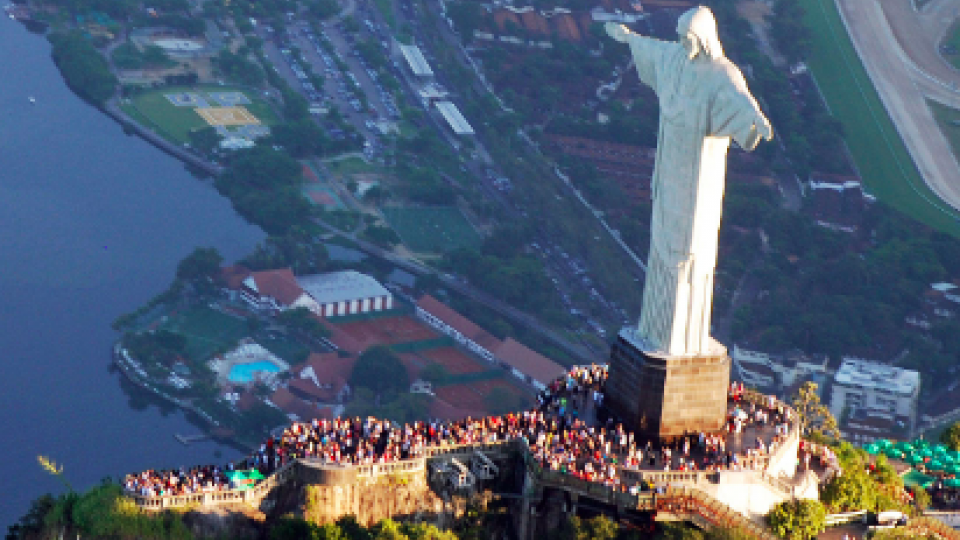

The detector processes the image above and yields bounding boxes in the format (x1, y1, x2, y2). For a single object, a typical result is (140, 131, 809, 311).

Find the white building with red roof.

(239, 268, 319, 314)
(493, 338, 565, 391)
(415, 295, 500, 362)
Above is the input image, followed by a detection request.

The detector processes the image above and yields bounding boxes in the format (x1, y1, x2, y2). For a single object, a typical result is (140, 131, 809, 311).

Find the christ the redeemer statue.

(606, 7, 772, 357)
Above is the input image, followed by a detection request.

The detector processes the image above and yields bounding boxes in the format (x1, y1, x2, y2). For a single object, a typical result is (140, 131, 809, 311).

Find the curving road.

(834, 0, 960, 214)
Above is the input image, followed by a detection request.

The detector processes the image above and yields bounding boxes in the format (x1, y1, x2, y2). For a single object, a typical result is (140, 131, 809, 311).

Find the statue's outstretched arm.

(743, 113, 773, 151)
(605, 22, 632, 42)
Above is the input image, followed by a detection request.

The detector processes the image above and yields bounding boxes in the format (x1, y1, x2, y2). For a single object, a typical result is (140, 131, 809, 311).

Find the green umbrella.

(864, 444, 880, 455)
(877, 439, 893, 449)
(896, 441, 915, 452)
(225, 469, 266, 490)
(885, 448, 904, 459)
(934, 445, 949, 455)
(915, 439, 931, 449)
(948, 464, 960, 476)
(946, 478, 960, 488)
(928, 460, 947, 472)
(908, 454, 925, 466)
(921, 448, 934, 458)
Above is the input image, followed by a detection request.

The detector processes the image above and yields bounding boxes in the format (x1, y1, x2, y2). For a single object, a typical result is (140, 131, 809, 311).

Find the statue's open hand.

(756, 117, 773, 141)
(605, 22, 631, 42)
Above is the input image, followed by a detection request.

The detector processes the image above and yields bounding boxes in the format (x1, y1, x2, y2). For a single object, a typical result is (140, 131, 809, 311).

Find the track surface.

(836, 0, 960, 212)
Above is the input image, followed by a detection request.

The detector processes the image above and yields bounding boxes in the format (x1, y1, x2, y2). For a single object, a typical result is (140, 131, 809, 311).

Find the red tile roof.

(416, 295, 502, 352)
(220, 265, 252, 290)
(270, 387, 323, 421)
(235, 390, 259, 412)
(493, 338, 565, 386)
(429, 397, 486, 421)
(520, 10, 550, 36)
(289, 352, 356, 402)
(493, 9, 521, 32)
(245, 268, 305, 306)
(550, 13, 581, 41)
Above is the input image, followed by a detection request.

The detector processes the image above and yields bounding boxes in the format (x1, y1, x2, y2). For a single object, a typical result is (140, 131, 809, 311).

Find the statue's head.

(677, 6, 723, 60)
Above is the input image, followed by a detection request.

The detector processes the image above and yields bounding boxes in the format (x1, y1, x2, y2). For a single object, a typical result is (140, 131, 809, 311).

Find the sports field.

(801, 0, 960, 237)
(159, 306, 248, 361)
(121, 86, 278, 144)
(381, 206, 481, 253)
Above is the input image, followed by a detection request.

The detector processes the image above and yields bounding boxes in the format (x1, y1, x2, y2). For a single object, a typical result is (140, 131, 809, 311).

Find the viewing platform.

(123, 365, 827, 537)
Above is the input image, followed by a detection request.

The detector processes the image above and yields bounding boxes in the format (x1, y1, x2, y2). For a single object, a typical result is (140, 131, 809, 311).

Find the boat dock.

(175, 433, 210, 445)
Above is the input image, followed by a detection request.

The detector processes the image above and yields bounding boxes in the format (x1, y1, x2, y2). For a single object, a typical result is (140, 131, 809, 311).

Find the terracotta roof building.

(288, 352, 355, 404)
(239, 268, 319, 313)
(269, 387, 324, 422)
(493, 338, 565, 390)
(416, 295, 501, 362)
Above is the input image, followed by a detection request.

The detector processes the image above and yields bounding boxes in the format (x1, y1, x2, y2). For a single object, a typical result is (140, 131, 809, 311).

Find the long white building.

(297, 270, 393, 317)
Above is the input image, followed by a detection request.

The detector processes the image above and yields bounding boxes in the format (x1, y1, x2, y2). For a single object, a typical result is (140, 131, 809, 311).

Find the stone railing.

(128, 439, 520, 510)
(621, 468, 718, 486)
(532, 467, 778, 540)
(653, 486, 780, 540)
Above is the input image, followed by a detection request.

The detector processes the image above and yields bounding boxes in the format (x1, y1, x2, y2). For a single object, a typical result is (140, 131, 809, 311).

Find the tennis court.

(195, 106, 260, 127)
(381, 206, 481, 253)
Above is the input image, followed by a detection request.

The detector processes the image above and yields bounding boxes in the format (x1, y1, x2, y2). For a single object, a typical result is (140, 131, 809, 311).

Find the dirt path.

(836, 0, 960, 213)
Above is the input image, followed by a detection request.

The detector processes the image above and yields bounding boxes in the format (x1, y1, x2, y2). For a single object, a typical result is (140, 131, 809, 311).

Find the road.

(316, 221, 596, 364)
(835, 0, 960, 215)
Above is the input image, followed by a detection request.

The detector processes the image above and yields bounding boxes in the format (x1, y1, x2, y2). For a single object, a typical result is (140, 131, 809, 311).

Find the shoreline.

(101, 98, 224, 177)
(111, 342, 256, 453)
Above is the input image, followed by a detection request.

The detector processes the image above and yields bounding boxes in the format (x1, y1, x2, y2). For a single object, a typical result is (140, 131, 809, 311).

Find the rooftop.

(417, 295, 501, 351)
(494, 338, 565, 387)
(297, 271, 390, 305)
(399, 45, 433, 77)
(243, 268, 304, 305)
(435, 101, 475, 135)
(833, 358, 920, 396)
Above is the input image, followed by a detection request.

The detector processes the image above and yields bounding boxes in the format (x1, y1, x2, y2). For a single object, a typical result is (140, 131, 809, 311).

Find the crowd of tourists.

(124, 365, 803, 497)
(124, 464, 231, 497)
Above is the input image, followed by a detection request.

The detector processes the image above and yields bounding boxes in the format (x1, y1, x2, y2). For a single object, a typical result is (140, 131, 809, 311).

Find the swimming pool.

(228, 361, 281, 383)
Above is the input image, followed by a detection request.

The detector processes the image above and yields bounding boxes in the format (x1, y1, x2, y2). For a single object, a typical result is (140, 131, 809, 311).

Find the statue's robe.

(627, 35, 767, 356)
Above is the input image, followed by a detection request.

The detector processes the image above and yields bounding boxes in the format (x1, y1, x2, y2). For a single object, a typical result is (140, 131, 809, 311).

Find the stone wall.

(302, 471, 451, 526)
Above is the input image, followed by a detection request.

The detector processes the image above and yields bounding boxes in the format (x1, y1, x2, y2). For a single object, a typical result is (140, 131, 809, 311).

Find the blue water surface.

(228, 361, 282, 383)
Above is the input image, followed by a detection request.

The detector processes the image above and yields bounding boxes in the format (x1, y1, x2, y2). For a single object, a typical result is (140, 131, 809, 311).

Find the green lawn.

(800, 0, 960, 237)
(160, 306, 249, 361)
(326, 156, 384, 175)
(258, 334, 310, 365)
(122, 85, 278, 144)
(381, 206, 481, 253)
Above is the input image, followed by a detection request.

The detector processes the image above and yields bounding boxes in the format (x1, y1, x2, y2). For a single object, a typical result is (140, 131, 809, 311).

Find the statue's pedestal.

(606, 328, 730, 441)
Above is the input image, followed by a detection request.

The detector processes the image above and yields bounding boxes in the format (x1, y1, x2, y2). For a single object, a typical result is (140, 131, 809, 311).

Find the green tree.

(792, 381, 840, 440)
(912, 486, 932, 513)
(420, 362, 449, 384)
(558, 515, 619, 540)
(350, 346, 409, 395)
(766, 499, 826, 540)
(277, 307, 330, 340)
(270, 516, 315, 540)
(941, 421, 960, 451)
(48, 31, 118, 105)
(188, 126, 222, 156)
(176, 246, 223, 283)
(362, 224, 401, 248)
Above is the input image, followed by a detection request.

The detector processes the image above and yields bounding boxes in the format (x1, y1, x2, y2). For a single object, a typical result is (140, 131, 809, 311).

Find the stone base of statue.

(606, 327, 730, 441)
